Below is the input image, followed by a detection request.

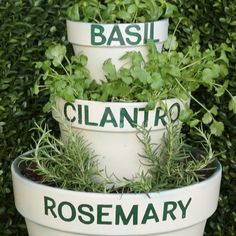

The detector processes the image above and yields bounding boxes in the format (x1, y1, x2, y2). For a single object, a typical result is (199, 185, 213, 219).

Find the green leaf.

(103, 59, 117, 81)
(62, 87, 75, 102)
(210, 120, 224, 136)
(117, 10, 132, 21)
(43, 102, 52, 113)
(121, 75, 133, 85)
(131, 67, 150, 84)
(54, 80, 67, 91)
(35, 61, 43, 69)
(42, 60, 51, 71)
(215, 80, 228, 97)
(168, 65, 181, 78)
(179, 107, 193, 122)
(164, 35, 178, 51)
(202, 112, 213, 124)
(189, 119, 200, 127)
(210, 105, 218, 116)
(67, 4, 80, 21)
(71, 55, 88, 66)
(150, 73, 164, 89)
(33, 83, 40, 95)
(118, 68, 133, 84)
(201, 70, 212, 86)
(127, 4, 138, 14)
(45, 44, 66, 67)
(219, 50, 229, 65)
(164, 3, 178, 18)
(202, 67, 218, 84)
(229, 96, 236, 114)
(146, 99, 156, 110)
(219, 64, 229, 77)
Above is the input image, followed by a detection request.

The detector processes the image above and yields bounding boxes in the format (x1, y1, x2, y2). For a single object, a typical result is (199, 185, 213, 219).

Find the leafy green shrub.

(169, 0, 236, 235)
(0, 1, 77, 235)
(0, 0, 235, 235)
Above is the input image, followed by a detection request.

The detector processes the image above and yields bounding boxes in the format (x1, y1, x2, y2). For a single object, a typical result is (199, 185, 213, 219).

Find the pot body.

(12, 156, 222, 236)
(67, 19, 169, 82)
(53, 97, 185, 184)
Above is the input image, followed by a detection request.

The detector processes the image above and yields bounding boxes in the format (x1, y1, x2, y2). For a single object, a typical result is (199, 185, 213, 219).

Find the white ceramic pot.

(12, 156, 222, 236)
(67, 19, 169, 82)
(53, 97, 186, 184)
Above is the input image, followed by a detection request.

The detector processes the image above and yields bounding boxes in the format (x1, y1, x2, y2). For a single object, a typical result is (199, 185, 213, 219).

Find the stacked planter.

(11, 8, 222, 236)
(53, 19, 187, 183)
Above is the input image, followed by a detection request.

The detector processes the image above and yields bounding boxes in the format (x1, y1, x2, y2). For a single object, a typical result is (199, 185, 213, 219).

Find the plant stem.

(174, 77, 212, 115)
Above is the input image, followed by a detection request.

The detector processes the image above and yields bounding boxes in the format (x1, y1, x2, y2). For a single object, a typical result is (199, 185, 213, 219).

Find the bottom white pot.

(12, 155, 222, 236)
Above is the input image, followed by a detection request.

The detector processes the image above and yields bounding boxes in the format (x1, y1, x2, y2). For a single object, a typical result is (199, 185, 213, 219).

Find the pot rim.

(12, 152, 222, 197)
(11, 153, 222, 235)
(66, 18, 169, 26)
(56, 96, 184, 106)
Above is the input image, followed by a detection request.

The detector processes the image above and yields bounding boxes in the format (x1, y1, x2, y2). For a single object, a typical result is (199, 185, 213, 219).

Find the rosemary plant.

(124, 123, 216, 193)
(19, 121, 217, 193)
(19, 123, 107, 192)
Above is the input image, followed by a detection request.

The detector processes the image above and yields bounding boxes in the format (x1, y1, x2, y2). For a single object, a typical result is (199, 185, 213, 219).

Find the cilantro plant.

(35, 37, 236, 136)
(67, 0, 178, 23)
(34, 44, 93, 112)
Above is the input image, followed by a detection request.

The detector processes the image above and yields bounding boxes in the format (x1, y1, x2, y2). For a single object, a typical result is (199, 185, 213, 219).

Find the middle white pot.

(53, 97, 185, 184)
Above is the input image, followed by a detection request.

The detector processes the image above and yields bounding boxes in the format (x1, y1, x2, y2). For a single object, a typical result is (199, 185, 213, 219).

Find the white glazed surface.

(66, 20, 169, 82)
(53, 98, 185, 182)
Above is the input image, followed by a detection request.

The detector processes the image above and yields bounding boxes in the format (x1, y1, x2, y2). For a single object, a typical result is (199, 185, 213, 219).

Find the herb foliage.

(124, 124, 216, 193)
(19, 121, 217, 193)
(20, 123, 106, 192)
(35, 37, 236, 136)
(67, 0, 178, 23)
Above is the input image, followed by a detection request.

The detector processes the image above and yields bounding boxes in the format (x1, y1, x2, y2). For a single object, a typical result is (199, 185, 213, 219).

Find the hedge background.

(0, 1, 235, 235)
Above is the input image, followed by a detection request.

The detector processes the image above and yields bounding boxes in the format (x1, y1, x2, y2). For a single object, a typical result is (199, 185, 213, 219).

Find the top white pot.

(67, 19, 169, 82)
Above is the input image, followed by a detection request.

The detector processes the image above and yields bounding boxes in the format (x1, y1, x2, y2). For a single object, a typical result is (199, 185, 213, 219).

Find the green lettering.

(178, 198, 192, 219)
(85, 105, 98, 126)
(44, 196, 57, 218)
(162, 201, 177, 221)
(78, 204, 95, 224)
(144, 23, 148, 44)
(64, 102, 76, 122)
(150, 22, 159, 43)
(150, 22, 154, 41)
(91, 24, 106, 46)
(120, 108, 138, 128)
(138, 108, 149, 127)
(125, 25, 142, 45)
(107, 25, 125, 46)
(100, 107, 118, 127)
(154, 107, 167, 127)
(97, 205, 112, 225)
(77, 104, 82, 124)
(58, 201, 76, 222)
(141, 203, 159, 224)
(115, 205, 138, 225)
(169, 103, 181, 122)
